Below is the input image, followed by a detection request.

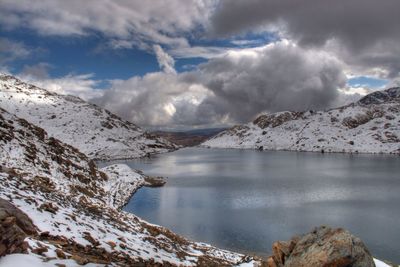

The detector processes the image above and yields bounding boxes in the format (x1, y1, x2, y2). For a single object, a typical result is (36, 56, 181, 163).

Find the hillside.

(203, 88, 400, 154)
(0, 107, 256, 266)
(0, 74, 176, 160)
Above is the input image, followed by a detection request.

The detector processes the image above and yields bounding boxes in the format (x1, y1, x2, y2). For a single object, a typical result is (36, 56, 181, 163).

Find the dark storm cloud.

(190, 42, 347, 123)
(211, 0, 400, 49)
(210, 0, 400, 78)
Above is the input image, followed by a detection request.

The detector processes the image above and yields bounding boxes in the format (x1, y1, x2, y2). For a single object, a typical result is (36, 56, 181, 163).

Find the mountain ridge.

(0, 74, 176, 160)
(202, 87, 400, 154)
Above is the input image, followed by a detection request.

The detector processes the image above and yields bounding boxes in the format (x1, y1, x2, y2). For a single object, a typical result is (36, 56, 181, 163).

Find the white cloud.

(0, 0, 216, 53)
(92, 72, 211, 128)
(153, 45, 176, 74)
(0, 38, 31, 63)
(19, 70, 103, 100)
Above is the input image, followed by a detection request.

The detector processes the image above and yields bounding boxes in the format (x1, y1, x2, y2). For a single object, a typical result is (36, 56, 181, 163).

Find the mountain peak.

(358, 87, 400, 106)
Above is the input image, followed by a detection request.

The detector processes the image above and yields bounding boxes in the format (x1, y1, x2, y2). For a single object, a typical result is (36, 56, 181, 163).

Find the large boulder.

(267, 226, 375, 267)
(0, 198, 37, 257)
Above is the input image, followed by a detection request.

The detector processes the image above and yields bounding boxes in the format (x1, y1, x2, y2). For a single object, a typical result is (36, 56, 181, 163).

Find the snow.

(101, 164, 145, 209)
(0, 74, 176, 160)
(0, 254, 54, 267)
(0, 106, 251, 266)
(203, 90, 400, 154)
(0, 254, 102, 267)
(374, 258, 396, 267)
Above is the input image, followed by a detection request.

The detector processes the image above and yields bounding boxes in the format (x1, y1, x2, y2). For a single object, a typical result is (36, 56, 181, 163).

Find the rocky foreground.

(203, 88, 400, 154)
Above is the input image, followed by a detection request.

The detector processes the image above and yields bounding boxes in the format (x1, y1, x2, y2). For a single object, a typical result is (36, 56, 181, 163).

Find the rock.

(71, 254, 90, 265)
(106, 241, 116, 249)
(82, 232, 100, 247)
(144, 176, 166, 187)
(358, 87, 400, 106)
(0, 198, 37, 257)
(253, 112, 304, 129)
(32, 246, 48, 255)
(267, 226, 375, 267)
(39, 202, 59, 214)
(55, 248, 66, 259)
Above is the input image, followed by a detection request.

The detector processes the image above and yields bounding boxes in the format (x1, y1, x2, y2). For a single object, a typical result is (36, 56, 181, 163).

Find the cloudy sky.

(1, 0, 399, 130)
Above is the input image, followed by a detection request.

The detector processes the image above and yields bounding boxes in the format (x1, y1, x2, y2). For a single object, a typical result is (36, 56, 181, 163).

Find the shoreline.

(199, 144, 400, 156)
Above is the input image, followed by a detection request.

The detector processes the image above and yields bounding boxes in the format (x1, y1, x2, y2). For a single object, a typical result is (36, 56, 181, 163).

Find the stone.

(0, 198, 37, 257)
(32, 246, 48, 255)
(39, 202, 59, 214)
(55, 248, 66, 259)
(267, 226, 375, 267)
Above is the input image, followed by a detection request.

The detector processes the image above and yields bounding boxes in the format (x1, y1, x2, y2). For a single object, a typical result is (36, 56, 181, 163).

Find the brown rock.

(267, 226, 375, 267)
(82, 232, 100, 247)
(32, 246, 48, 255)
(55, 248, 66, 259)
(107, 241, 116, 249)
(39, 202, 59, 214)
(0, 198, 37, 257)
(71, 254, 90, 265)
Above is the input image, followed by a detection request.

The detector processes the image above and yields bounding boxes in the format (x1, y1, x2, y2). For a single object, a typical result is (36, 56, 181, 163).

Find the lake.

(104, 148, 400, 262)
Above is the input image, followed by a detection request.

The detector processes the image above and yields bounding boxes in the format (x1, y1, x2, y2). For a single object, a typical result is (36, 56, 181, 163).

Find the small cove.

(101, 148, 400, 262)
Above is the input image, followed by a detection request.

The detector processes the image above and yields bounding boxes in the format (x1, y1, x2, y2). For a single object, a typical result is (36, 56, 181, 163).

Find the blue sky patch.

(347, 76, 388, 89)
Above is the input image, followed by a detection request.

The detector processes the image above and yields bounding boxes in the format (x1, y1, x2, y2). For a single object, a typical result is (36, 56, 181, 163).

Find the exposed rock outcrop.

(267, 226, 375, 267)
(0, 198, 37, 257)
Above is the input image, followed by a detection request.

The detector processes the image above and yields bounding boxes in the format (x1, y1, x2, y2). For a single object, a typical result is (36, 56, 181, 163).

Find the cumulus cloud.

(92, 73, 210, 128)
(92, 41, 347, 128)
(191, 41, 347, 123)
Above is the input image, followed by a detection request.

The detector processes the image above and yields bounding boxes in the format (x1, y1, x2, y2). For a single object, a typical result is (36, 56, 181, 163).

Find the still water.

(109, 148, 400, 262)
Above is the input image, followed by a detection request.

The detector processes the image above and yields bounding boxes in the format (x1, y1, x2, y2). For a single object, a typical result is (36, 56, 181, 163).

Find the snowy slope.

(203, 88, 400, 154)
(0, 74, 176, 160)
(0, 107, 256, 266)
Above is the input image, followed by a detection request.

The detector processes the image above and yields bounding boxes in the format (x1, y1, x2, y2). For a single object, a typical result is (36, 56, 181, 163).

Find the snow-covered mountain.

(203, 87, 400, 154)
(0, 107, 256, 266)
(0, 74, 176, 160)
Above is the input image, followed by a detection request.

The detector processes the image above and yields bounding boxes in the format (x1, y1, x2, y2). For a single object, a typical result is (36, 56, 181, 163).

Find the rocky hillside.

(203, 87, 400, 154)
(0, 74, 176, 160)
(0, 107, 256, 266)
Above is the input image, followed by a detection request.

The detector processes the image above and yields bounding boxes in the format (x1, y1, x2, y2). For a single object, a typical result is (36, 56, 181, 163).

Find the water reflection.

(112, 148, 400, 262)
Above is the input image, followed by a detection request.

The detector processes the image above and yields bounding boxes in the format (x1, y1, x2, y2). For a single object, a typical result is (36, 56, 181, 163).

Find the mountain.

(203, 87, 400, 154)
(0, 107, 256, 266)
(154, 128, 226, 147)
(0, 74, 176, 160)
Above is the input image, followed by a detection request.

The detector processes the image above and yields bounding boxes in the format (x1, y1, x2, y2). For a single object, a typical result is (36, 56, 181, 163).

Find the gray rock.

(267, 226, 375, 267)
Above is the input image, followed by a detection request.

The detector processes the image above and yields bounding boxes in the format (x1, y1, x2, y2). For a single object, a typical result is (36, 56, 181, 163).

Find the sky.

(0, 0, 399, 130)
